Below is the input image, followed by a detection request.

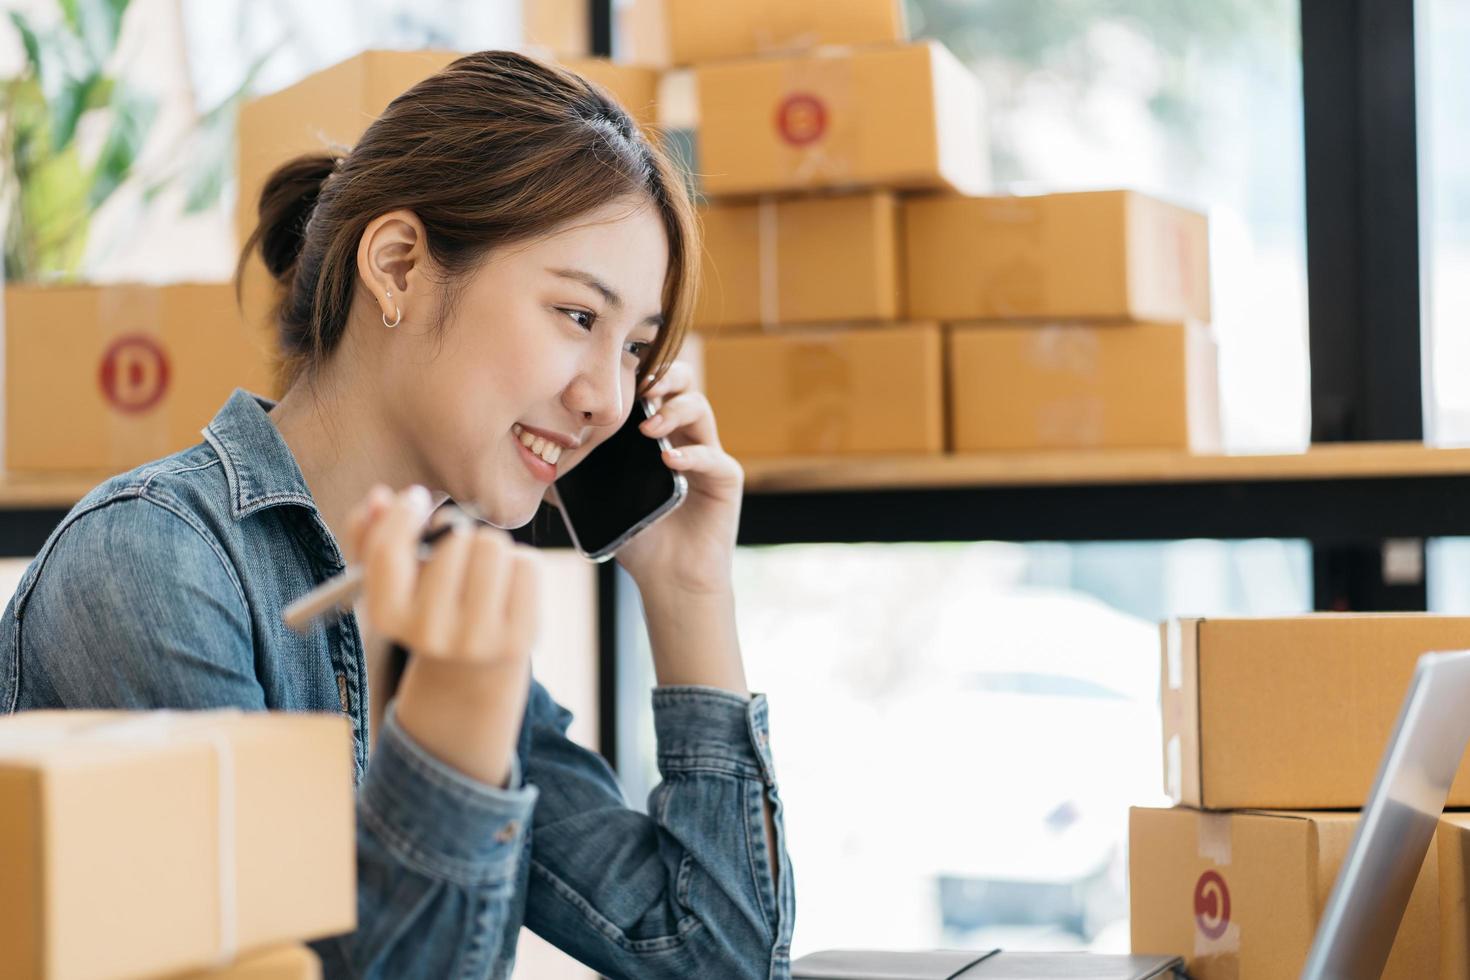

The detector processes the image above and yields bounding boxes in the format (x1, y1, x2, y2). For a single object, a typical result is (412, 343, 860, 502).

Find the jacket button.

(495, 821, 520, 844)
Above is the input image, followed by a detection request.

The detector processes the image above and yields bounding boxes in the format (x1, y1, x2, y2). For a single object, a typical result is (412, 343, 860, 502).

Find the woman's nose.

(562, 363, 624, 429)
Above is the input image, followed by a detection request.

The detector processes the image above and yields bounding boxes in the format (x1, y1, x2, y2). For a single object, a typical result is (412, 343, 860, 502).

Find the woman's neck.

(267, 367, 426, 555)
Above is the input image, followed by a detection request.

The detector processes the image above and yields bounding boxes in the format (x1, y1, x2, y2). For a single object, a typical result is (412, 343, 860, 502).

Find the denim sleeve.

(11, 497, 538, 978)
(522, 680, 795, 980)
(320, 704, 538, 979)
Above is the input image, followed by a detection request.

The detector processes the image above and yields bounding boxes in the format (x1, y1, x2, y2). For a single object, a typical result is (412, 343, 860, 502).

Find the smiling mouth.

(512, 423, 563, 465)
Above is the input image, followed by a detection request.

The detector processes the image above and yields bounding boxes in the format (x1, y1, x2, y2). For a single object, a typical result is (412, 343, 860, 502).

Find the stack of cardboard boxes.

(0, 710, 356, 978)
(908, 191, 1218, 455)
(1129, 614, 1470, 976)
(3, 0, 1222, 476)
(655, 0, 982, 458)
(676, 2, 1219, 460)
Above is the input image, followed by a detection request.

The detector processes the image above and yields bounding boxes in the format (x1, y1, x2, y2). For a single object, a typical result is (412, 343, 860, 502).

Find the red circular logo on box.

(775, 93, 828, 146)
(99, 335, 170, 413)
(1193, 870, 1231, 940)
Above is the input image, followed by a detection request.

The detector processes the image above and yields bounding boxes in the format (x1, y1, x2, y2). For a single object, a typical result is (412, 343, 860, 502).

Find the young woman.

(0, 51, 793, 979)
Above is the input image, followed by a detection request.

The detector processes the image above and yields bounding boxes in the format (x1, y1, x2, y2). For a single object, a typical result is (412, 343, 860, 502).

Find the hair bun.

(254, 153, 339, 282)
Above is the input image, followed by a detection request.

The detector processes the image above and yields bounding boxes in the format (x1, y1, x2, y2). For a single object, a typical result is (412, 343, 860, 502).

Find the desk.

(7, 442, 1470, 556)
(732, 444, 1470, 546)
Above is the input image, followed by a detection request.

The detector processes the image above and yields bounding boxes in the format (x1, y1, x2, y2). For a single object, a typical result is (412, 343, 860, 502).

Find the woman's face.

(387, 196, 670, 528)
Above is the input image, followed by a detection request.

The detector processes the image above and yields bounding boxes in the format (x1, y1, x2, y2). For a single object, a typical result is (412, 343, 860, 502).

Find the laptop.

(1302, 647, 1470, 979)
(790, 949, 1184, 979)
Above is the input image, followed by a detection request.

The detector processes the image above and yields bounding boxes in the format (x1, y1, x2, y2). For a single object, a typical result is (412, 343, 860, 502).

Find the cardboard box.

(4, 283, 277, 473)
(0, 711, 355, 980)
(695, 41, 987, 198)
(703, 323, 944, 458)
(1438, 815, 1470, 977)
(1162, 615, 1470, 811)
(236, 51, 659, 349)
(1129, 806, 1440, 980)
(696, 191, 901, 330)
(235, 50, 461, 252)
(234, 50, 459, 354)
(904, 191, 1211, 322)
(947, 321, 1220, 453)
(616, 0, 670, 67)
(652, 0, 907, 66)
(561, 58, 661, 130)
(237, 50, 658, 248)
(175, 945, 321, 980)
(523, 0, 589, 59)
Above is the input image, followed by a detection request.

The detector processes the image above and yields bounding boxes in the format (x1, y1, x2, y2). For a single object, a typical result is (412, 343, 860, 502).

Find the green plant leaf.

(48, 72, 106, 152)
(86, 84, 156, 211)
(140, 175, 171, 206)
(7, 12, 43, 78)
(180, 43, 279, 214)
(81, 75, 115, 110)
(71, 0, 131, 69)
(10, 13, 91, 144)
(20, 143, 91, 278)
(7, 78, 50, 181)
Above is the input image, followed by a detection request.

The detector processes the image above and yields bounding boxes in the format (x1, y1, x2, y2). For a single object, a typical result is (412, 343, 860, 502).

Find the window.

(1428, 538, 1470, 613)
(907, 0, 1309, 452)
(1418, 0, 1470, 444)
(622, 540, 1311, 954)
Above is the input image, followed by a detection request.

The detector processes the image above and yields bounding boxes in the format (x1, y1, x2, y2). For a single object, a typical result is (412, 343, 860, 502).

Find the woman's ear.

(357, 209, 428, 325)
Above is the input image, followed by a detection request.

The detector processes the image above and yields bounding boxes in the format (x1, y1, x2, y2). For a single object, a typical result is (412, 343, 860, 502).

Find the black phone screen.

(554, 400, 681, 557)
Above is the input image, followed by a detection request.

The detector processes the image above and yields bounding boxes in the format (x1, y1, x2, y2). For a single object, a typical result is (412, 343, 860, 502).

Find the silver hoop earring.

(383, 305, 402, 329)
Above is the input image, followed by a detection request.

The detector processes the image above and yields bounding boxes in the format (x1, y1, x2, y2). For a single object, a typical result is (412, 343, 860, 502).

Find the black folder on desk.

(791, 950, 1188, 980)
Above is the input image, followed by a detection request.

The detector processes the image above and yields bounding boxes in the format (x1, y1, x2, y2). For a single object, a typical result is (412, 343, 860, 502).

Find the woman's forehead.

(502, 200, 668, 302)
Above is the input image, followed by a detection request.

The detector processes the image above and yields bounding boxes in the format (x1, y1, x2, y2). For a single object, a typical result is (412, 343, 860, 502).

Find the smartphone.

(554, 398, 688, 562)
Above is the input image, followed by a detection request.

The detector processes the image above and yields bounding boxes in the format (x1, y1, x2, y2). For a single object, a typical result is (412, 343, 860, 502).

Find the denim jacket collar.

(203, 388, 318, 522)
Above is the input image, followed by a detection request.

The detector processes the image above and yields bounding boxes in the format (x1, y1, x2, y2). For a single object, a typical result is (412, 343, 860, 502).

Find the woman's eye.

(624, 341, 651, 362)
(561, 308, 596, 330)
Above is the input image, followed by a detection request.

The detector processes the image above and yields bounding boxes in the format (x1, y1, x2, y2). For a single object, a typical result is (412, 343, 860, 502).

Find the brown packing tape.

(1128, 192, 1212, 322)
(96, 285, 172, 471)
(1027, 326, 1105, 447)
(757, 196, 780, 328)
(786, 334, 852, 454)
(1164, 621, 1185, 801)
(1197, 810, 1232, 866)
(1166, 620, 1184, 691)
(1159, 618, 1202, 808)
(751, 22, 820, 58)
(976, 197, 1047, 319)
(1186, 319, 1223, 453)
(1193, 812, 1241, 972)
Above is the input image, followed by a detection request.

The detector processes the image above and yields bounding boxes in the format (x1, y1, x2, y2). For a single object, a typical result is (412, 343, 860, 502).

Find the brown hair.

(237, 50, 698, 392)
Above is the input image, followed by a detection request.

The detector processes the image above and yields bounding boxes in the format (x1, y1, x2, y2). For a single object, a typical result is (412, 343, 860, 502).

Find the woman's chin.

(471, 493, 545, 531)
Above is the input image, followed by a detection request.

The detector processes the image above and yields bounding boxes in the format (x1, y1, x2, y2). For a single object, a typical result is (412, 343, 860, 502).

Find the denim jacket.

(0, 388, 794, 979)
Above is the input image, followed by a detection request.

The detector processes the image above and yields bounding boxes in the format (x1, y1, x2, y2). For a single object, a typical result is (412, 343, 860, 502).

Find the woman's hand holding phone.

(346, 484, 541, 789)
(613, 362, 750, 694)
(614, 361, 744, 595)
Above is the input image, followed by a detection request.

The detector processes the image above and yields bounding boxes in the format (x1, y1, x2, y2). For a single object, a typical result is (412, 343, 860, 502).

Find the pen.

(281, 515, 466, 633)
